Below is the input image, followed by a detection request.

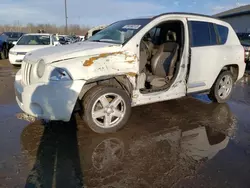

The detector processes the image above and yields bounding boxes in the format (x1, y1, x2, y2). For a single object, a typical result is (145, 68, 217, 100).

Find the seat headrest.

(163, 42, 178, 52)
(166, 31, 177, 42)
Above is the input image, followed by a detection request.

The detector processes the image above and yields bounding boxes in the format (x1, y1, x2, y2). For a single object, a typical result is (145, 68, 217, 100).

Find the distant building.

(214, 4, 250, 33)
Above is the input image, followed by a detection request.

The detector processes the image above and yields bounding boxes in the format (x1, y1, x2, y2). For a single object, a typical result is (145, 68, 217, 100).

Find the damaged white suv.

(15, 13, 245, 133)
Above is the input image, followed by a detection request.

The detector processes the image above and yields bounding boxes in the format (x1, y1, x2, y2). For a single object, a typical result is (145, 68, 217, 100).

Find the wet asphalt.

(0, 59, 250, 188)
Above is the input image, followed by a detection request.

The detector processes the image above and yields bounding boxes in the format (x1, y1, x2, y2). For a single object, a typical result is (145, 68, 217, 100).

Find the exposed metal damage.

(83, 51, 138, 67)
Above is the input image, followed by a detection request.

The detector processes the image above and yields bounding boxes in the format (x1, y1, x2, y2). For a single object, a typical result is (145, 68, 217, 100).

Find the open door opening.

(138, 20, 185, 93)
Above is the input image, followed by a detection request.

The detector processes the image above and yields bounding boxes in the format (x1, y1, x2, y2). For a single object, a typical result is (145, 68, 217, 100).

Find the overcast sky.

(0, 0, 248, 27)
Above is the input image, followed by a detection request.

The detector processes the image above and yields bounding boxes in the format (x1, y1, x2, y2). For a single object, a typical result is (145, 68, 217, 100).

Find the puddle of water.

(192, 94, 212, 104)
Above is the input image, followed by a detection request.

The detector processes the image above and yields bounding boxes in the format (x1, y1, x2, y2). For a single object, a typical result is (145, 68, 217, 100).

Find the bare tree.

(0, 23, 89, 35)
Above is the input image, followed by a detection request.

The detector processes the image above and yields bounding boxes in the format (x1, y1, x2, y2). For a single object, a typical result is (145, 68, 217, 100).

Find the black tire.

(208, 71, 233, 103)
(82, 85, 131, 134)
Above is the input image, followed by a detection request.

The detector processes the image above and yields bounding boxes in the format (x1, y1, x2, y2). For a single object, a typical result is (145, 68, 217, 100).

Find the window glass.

(88, 19, 151, 44)
(190, 21, 211, 47)
(216, 24, 229, 44)
(17, 35, 50, 45)
(209, 23, 217, 45)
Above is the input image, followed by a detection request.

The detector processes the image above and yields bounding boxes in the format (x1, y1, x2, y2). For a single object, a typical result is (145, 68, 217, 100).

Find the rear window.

(215, 24, 229, 44)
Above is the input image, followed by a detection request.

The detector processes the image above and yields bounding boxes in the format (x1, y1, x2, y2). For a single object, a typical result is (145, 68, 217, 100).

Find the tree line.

(0, 23, 89, 35)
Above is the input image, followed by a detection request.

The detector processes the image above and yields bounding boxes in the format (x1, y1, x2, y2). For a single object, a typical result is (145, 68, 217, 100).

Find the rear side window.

(215, 24, 229, 44)
(190, 21, 211, 47)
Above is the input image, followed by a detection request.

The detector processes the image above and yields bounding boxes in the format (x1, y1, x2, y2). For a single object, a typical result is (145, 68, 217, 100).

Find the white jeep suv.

(14, 13, 245, 133)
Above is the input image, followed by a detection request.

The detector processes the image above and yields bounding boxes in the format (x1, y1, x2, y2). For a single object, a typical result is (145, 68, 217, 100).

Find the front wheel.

(82, 85, 131, 134)
(208, 71, 234, 103)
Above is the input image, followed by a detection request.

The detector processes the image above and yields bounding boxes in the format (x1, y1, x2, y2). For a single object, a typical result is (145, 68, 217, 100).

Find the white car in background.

(9, 33, 60, 66)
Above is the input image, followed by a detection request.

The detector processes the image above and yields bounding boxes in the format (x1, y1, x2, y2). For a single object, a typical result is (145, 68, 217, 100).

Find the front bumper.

(15, 70, 86, 121)
(9, 54, 25, 65)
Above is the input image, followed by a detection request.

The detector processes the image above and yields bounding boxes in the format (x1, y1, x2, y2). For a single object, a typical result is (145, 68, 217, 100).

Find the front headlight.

(50, 68, 72, 81)
(37, 59, 46, 78)
(9, 51, 17, 55)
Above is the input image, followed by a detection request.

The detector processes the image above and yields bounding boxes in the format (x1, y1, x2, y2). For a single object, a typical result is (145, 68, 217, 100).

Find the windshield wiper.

(89, 39, 121, 44)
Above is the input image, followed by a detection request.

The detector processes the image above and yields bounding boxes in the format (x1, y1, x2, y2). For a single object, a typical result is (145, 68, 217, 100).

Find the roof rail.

(154, 12, 218, 19)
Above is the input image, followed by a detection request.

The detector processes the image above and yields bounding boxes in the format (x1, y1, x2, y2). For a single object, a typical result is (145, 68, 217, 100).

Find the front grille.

(21, 62, 32, 85)
(17, 52, 27, 55)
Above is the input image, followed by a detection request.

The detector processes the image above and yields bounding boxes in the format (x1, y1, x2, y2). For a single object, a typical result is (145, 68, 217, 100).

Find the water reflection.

(21, 98, 237, 187)
(24, 117, 84, 188)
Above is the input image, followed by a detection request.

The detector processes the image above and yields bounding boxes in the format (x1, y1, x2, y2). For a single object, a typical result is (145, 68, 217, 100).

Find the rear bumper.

(14, 70, 86, 121)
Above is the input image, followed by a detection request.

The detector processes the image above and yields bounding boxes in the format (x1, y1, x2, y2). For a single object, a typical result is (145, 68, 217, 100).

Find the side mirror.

(12, 41, 17, 45)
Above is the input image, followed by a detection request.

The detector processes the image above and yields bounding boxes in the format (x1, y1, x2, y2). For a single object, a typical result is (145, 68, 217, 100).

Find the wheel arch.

(220, 64, 239, 82)
(78, 75, 133, 100)
(211, 64, 239, 87)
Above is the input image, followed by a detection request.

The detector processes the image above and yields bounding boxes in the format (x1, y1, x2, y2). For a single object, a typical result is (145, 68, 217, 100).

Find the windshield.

(17, 35, 51, 45)
(237, 33, 250, 45)
(88, 18, 151, 45)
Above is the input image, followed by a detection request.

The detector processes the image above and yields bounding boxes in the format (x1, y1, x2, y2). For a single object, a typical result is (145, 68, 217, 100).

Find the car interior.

(139, 21, 184, 92)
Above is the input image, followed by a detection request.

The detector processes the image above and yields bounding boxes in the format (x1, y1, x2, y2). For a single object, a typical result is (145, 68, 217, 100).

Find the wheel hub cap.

(91, 93, 126, 128)
(105, 106, 114, 114)
(218, 75, 233, 99)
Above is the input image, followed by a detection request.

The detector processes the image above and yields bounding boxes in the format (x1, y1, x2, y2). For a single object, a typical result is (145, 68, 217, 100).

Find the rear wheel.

(82, 85, 131, 134)
(208, 71, 233, 103)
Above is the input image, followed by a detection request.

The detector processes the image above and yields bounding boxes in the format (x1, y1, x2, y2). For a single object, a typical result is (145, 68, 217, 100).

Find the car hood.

(11, 45, 51, 53)
(24, 41, 122, 64)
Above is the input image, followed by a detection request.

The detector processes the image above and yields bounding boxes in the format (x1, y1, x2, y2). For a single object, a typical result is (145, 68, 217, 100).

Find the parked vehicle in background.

(71, 35, 81, 43)
(79, 35, 85, 41)
(84, 24, 107, 40)
(3, 32, 25, 44)
(237, 33, 250, 64)
(0, 32, 9, 59)
(58, 36, 67, 45)
(9, 33, 60, 66)
(3, 32, 26, 51)
(64, 36, 75, 44)
(15, 13, 245, 134)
